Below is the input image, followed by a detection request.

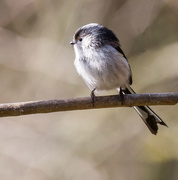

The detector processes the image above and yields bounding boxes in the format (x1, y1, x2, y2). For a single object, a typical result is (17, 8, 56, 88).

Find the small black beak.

(70, 41, 75, 45)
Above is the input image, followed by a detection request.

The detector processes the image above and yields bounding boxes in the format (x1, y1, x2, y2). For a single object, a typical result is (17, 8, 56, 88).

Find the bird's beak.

(70, 41, 75, 45)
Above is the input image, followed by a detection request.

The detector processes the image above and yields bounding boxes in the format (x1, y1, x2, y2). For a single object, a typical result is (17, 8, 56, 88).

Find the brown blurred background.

(0, 0, 178, 179)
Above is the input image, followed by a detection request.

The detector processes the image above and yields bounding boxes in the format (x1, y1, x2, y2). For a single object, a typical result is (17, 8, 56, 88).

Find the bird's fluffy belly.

(74, 51, 130, 92)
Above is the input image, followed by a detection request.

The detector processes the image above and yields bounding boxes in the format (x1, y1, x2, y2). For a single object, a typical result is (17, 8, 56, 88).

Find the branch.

(0, 93, 177, 118)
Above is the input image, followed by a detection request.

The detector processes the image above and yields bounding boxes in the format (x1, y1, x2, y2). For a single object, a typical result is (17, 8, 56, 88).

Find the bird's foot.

(119, 88, 125, 105)
(90, 88, 96, 107)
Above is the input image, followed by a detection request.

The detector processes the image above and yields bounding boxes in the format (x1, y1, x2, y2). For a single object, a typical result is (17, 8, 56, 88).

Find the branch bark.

(0, 93, 177, 118)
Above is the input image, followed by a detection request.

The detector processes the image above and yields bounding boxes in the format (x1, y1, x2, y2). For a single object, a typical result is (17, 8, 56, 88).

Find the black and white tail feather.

(120, 86, 168, 135)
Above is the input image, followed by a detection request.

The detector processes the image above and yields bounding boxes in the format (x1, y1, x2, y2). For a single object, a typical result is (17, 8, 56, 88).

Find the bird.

(70, 23, 167, 135)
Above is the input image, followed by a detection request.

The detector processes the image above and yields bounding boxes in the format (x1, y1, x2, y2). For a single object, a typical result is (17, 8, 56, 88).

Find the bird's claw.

(119, 88, 125, 105)
(90, 88, 96, 107)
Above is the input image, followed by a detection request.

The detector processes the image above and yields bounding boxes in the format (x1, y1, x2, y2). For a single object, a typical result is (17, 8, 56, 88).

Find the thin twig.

(0, 93, 177, 118)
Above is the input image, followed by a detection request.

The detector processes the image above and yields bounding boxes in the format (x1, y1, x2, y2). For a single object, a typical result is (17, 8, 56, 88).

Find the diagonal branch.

(0, 93, 177, 118)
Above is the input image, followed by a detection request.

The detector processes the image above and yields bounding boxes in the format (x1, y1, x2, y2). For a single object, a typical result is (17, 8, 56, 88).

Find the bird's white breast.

(74, 44, 131, 93)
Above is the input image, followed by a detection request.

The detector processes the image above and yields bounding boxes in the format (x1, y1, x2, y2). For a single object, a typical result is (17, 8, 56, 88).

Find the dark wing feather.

(111, 41, 132, 85)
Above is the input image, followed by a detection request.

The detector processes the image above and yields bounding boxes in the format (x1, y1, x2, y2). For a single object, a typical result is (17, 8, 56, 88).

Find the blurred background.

(0, 0, 178, 179)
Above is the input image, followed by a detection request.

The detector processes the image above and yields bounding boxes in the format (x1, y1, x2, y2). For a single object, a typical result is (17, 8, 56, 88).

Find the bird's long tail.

(121, 86, 168, 135)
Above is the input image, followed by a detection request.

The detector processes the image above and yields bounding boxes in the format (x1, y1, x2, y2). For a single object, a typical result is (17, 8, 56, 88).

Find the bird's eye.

(78, 37, 82, 42)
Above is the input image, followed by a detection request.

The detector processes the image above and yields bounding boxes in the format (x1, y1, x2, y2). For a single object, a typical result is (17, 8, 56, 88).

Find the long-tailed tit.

(70, 23, 167, 135)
